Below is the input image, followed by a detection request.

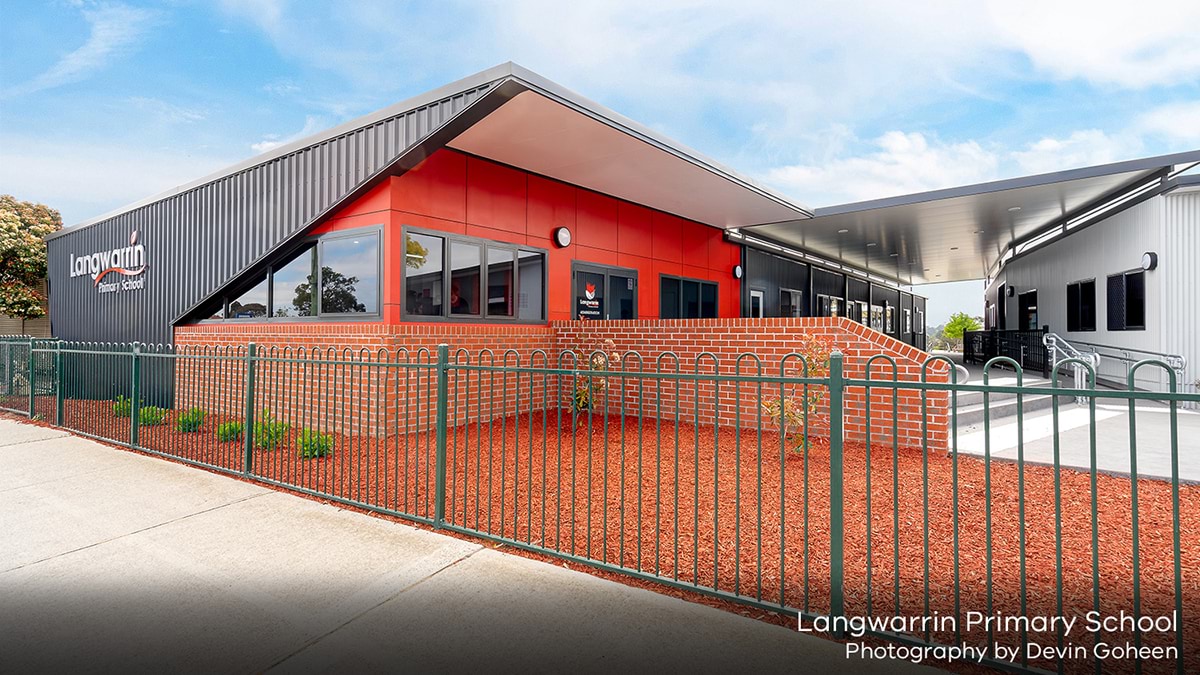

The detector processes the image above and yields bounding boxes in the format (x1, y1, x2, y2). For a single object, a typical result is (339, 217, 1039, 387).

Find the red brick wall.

(175, 318, 947, 450)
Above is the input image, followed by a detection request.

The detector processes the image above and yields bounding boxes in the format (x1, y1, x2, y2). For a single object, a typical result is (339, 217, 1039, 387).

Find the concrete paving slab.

(275, 547, 936, 674)
(1, 492, 481, 673)
(0, 440, 270, 571)
(0, 418, 71, 445)
(0, 433, 149, 491)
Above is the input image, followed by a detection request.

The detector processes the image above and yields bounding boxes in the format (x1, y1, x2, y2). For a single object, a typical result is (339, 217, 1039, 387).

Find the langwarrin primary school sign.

(69, 231, 147, 294)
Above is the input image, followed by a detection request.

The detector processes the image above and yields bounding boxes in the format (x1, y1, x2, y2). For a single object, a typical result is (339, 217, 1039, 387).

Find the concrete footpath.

(0, 418, 937, 674)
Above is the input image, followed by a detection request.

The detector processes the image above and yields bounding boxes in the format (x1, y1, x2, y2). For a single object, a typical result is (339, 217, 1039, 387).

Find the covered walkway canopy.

(743, 151, 1200, 285)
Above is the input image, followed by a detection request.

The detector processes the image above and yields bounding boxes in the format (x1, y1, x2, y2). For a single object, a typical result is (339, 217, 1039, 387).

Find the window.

(406, 233, 443, 316)
(404, 228, 546, 321)
(903, 308, 912, 333)
(915, 308, 925, 335)
(816, 294, 840, 318)
(1066, 279, 1096, 332)
(271, 245, 315, 317)
(780, 288, 803, 317)
(1018, 290, 1038, 331)
(660, 275, 717, 319)
(216, 227, 381, 321)
(885, 305, 894, 333)
(1107, 270, 1145, 331)
(319, 233, 380, 314)
(856, 301, 869, 325)
(517, 250, 544, 321)
(228, 277, 268, 319)
(870, 305, 884, 331)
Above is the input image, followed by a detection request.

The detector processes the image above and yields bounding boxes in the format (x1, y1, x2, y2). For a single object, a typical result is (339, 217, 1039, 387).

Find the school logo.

(69, 230, 148, 294)
(584, 282, 596, 300)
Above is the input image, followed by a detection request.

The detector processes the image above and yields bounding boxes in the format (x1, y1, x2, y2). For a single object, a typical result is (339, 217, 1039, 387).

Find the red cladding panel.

(651, 212, 683, 263)
(527, 175, 576, 246)
(576, 190, 619, 250)
(466, 156, 527, 234)
(393, 151, 466, 222)
(617, 202, 653, 254)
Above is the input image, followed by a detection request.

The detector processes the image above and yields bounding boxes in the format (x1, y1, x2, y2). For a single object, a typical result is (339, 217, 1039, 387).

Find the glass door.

(573, 262, 638, 320)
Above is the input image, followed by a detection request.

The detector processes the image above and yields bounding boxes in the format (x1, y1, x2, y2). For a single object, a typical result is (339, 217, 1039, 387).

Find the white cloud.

(1135, 101, 1200, 146)
(128, 97, 207, 124)
(4, 3, 157, 97)
(987, 0, 1200, 88)
(765, 131, 1000, 206)
(249, 115, 325, 154)
(1010, 130, 1143, 175)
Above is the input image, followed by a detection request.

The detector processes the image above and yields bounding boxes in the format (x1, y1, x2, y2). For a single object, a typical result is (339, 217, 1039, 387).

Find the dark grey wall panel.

(812, 268, 845, 299)
(745, 249, 809, 316)
(46, 84, 495, 352)
(846, 277, 869, 303)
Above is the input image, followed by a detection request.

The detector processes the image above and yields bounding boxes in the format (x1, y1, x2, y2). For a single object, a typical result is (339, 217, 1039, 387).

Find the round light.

(733, 264, 744, 279)
(554, 226, 572, 248)
(837, 229, 849, 234)
(866, 242, 876, 247)
(1008, 206, 1022, 212)
(1141, 251, 1158, 271)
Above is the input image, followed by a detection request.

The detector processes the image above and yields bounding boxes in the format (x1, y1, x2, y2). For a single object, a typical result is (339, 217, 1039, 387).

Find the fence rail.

(2, 335, 1196, 675)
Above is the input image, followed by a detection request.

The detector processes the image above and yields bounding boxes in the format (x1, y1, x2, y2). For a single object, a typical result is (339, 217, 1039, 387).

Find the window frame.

(780, 287, 804, 318)
(659, 274, 718, 319)
(402, 226, 548, 324)
(213, 223, 384, 323)
(1106, 269, 1146, 331)
(1066, 278, 1097, 333)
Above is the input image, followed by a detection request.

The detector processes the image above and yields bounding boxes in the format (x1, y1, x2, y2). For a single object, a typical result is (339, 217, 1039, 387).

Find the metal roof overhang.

(446, 88, 810, 229)
(171, 64, 811, 323)
(743, 150, 1200, 285)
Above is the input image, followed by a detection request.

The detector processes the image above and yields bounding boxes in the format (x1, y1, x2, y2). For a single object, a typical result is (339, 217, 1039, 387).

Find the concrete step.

(953, 391, 1072, 427)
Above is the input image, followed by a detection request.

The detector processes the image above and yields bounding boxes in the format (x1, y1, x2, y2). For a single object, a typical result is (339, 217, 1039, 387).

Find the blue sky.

(2, 0, 1199, 321)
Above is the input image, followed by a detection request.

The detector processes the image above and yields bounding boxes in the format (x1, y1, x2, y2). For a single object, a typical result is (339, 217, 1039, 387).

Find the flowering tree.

(0, 195, 62, 319)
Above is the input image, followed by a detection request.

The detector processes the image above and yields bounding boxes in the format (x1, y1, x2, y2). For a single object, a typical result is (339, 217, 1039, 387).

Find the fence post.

(130, 344, 141, 447)
(434, 343, 449, 528)
(828, 350, 846, 634)
(243, 343, 257, 476)
(55, 341, 64, 425)
(26, 337, 36, 418)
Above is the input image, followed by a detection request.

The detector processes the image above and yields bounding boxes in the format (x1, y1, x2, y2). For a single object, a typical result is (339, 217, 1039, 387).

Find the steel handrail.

(1073, 340, 1187, 373)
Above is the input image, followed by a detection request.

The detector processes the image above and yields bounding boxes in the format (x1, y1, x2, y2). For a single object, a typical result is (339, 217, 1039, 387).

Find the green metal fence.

(3, 336, 1195, 675)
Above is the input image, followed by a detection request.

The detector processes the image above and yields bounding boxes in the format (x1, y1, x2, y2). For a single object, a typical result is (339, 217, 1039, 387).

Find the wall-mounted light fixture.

(1141, 251, 1158, 271)
(1006, 286, 1015, 297)
(553, 227, 572, 248)
(733, 264, 744, 279)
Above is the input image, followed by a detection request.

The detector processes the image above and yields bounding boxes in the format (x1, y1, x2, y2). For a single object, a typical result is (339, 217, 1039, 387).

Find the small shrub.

(176, 407, 207, 432)
(138, 406, 168, 426)
(253, 409, 289, 450)
(217, 420, 244, 442)
(31, 412, 45, 421)
(297, 429, 333, 458)
(112, 395, 133, 418)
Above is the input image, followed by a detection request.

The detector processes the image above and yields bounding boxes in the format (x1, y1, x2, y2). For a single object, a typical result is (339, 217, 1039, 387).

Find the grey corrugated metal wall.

(46, 83, 495, 351)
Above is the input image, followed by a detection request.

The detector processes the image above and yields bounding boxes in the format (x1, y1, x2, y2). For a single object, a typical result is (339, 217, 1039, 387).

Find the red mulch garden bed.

(20, 399, 1200, 674)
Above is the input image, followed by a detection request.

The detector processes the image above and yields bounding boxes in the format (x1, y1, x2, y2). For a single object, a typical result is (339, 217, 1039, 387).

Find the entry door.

(573, 263, 638, 320)
(1019, 290, 1038, 330)
(749, 289, 764, 318)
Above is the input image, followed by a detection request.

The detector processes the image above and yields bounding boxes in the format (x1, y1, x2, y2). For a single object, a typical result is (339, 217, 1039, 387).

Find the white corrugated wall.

(1162, 186, 1200, 399)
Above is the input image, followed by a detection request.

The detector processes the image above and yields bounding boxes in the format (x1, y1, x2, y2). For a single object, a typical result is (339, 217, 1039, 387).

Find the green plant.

(112, 395, 133, 418)
(762, 333, 835, 452)
(216, 420, 243, 442)
(176, 407, 207, 432)
(31, 412, 45, 421)
(138, 405, 167, 426)
(568, 327, 622, 414)
(253, 409, 289, 450)
(297, 428, 333, 458)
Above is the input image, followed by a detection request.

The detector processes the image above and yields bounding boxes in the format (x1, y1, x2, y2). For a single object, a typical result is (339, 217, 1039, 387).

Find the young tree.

(0, 195, 62, 319)
(943, 311, 982, 340)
